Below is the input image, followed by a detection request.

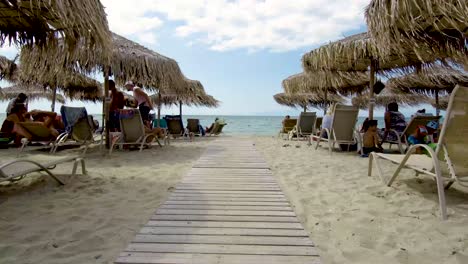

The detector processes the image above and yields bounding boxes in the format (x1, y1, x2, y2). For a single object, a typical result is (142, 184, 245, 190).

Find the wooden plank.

(175, 186, 281, 191)
(173, 190, 283, 195)
(181, 181, 278, 185)
(116, 252, 321, 264)
(125, 243, 318, 256)
(151, 215, 300, 223)
(167, 196, 288, 202)
(144, 221, 303, 229)
(139, 227, 308, 236)
(169, 193, 286, 198)
(160, 204, 292, 211)
(155, 209, 295, 216)
(133, 235, 313, 246)
(163, 201, 290, 206)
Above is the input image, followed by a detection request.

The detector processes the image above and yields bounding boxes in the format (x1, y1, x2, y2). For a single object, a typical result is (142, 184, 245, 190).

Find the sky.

(0, 0, 438, 117)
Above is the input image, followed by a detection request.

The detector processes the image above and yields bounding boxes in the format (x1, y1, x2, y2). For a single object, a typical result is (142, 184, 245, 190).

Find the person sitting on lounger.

(379, 102, 407, 144)
(362, 120, 383, 155)
(206, 117, 226, 133)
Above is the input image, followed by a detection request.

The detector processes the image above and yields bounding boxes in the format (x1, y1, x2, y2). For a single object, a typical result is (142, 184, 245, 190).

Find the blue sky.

(0, 0, 438, 117)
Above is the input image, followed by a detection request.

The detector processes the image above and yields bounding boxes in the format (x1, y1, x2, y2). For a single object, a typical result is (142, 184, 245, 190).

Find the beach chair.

(278, 119, 297, 139)
(0, 154, 86, 185)
(109, 109, 161, 154)
(183, 119, 203, 140)
(209, 122, 226, 136)
(368, 85, 468, 220)
(164, 115, 186, 140)
(288, 112, 316, 140)
(311, 105, 359, 154)
(52, 106, 95, 153)
(384, 115, 441, 153)
(17, 122, 57, 154)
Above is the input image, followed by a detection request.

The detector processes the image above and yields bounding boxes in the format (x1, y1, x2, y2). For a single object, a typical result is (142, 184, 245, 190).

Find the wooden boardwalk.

(115, 139, 321, 264)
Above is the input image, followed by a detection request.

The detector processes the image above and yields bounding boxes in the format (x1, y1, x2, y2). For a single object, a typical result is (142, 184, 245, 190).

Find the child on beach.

(362, 120, 383, 155)
(407, 120, 439, 154)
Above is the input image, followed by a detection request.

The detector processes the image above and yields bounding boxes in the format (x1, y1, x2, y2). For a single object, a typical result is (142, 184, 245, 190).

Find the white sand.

(1, 136, 468, 264)
(0, 139, 212, 264)
(255, 136, 468, 264)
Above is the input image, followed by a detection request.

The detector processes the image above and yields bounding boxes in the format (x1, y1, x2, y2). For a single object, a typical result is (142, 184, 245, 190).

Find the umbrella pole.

(323, 90, 328, 115)
(179, 100, 183, 116)
(303, 105, 307, 113)
(435, 90, 440, 116)
(102, 68, 110, 149)
(51, 87, 57, 112)
(369, 58, 376, 120)
(157, 93, 161, 127)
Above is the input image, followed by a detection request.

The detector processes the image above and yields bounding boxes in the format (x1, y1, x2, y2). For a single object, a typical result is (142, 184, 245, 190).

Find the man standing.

(124, 81, 154, 127)
(108, 80, 125, 131)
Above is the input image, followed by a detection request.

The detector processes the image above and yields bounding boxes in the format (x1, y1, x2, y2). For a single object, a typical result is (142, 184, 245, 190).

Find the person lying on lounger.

(1, 105, 59, 145)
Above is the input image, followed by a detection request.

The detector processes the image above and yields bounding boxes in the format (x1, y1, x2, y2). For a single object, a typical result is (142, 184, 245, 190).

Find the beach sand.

(1, 136, 468, 264)
(255, 136, 468, 264)
(0, 139, 212, 264)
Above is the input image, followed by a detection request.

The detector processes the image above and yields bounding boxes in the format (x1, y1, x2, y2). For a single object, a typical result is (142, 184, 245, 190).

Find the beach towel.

(60, 106, 88, 133)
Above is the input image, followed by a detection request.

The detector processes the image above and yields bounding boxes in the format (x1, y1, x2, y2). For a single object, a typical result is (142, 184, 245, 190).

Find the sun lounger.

(384, 115, 441, 153)
(52, 106, 96, 154)
(0, 154, 86, 185)
(288, 112, 316, 140)
(310, 105, 359, 154)
(278, 119, 297, 139)
(164, 115, 185, 139)
(185, 118, 202, 139)
(17, 122, 57, 154)
(109, 109, 161, 154)
(209, 122, 226, 136)
(368, 85, 468, 220)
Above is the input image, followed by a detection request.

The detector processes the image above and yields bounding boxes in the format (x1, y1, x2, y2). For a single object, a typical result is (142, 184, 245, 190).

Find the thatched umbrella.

(365, 0, 467, 62)
(0, 55, 18, 82)
(302, 32, 451, 118)
(0, 0, 111, 50)
(274, 92, 344, 112)
(351, 88, 428, 110)
(282, 71, 369, 95)
(150, 80, 219, 126)
(0, 85, 65, 104)
(386, 67, 468, 115)
(20, 32, 186, 94)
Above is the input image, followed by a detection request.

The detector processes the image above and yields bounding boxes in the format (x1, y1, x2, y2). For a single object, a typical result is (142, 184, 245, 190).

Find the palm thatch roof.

(0, 85, 65, 103)
(151, 89, 220, 108)
(20, 32, 187, 94)
(352, 88, 428, 109)
(0, 55, 17, 81)
(386, 67, 468, 95)
(274, 92, 344, 110)
(365, 0, 467, 61)
(431, 96, 449, 110)
(282, 71, 369, 95)
(302, 32, 451, 73)
(0, 0, 111, 53)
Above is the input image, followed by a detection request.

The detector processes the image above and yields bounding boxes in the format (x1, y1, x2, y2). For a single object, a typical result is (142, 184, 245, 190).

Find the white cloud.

(102, 0, 370, 52)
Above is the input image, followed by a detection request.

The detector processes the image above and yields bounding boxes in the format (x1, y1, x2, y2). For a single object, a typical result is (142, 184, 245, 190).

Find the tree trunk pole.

(323, 90, 328, 115)
(51, 87, 57, 112)
(179, 100, 183, 116)
(435, 90, 440, 116)
(157, 93, 161, 127)
(103, 70, 110, 148)
(369, 58, 376, 120)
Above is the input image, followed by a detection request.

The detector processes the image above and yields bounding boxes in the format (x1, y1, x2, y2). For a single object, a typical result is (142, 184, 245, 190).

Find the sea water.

(0, 113, 385, 136)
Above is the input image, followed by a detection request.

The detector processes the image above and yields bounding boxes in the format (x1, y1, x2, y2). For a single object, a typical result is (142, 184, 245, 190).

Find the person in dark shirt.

(108, 80, 125, 131)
